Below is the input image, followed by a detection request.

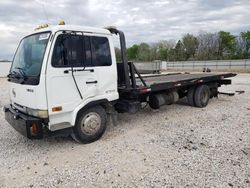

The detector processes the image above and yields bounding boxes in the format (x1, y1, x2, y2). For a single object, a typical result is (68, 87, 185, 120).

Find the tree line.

(115, 31, 250, 62)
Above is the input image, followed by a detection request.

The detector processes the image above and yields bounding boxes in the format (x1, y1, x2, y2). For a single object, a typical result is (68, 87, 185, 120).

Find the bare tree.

(196, 31, 219, 60)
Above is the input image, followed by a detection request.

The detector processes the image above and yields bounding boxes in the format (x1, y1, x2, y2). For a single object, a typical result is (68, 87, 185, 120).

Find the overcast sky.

(0, 0, 250, 60)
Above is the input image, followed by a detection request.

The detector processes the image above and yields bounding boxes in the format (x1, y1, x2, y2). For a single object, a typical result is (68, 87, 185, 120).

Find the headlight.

(26, 108, 48, 118)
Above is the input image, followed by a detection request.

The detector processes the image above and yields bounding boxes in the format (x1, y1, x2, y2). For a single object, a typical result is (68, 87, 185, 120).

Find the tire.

(71, 106, 107, 144)
(187, 87, 196, 106)
(194, 85, 210, 108)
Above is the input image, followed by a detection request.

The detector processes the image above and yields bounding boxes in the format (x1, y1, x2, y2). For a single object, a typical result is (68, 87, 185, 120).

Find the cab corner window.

(92, 36, 112, 66)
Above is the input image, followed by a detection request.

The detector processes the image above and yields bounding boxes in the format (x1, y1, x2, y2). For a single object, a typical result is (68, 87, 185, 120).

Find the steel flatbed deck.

(136, 73, 237, 92)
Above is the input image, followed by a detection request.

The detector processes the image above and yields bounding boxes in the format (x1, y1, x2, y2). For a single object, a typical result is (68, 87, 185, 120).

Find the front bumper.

(4, 104, 44, 139)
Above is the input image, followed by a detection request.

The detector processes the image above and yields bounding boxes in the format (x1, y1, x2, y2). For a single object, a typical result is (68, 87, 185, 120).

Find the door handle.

(86, 81, 98, 84)
(64, 69, 94, 74)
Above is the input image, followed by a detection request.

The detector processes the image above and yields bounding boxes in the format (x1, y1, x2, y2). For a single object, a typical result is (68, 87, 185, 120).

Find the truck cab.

(4, 24, 119, 143)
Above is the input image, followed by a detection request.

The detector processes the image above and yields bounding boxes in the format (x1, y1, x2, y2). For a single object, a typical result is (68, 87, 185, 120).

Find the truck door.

(46, 32, 98, 127)
(88, 35, 117, 98)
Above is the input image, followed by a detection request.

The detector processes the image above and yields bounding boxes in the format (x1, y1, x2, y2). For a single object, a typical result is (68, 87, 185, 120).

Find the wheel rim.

(80, 112, 101, 135)
(201, 90, 209, 104)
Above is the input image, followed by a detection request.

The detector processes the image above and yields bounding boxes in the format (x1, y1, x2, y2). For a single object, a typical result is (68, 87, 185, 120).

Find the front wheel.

(72, 106, 107, 144)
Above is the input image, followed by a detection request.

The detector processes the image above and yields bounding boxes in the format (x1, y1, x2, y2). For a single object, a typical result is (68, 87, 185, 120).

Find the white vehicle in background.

(4, 22, 236, 143)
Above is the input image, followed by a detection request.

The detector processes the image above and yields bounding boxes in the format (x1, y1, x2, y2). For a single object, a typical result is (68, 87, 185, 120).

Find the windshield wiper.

(15, 67, 27, 80)
(7, 70, 21, 79)
(7, 68, 27, 84)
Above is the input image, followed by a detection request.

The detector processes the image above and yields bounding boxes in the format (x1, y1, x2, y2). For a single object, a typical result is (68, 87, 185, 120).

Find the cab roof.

(32, 25, 112, 35)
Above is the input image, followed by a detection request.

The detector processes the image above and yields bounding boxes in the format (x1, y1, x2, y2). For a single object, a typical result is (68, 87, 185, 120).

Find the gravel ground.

(0, 74, 249, 188)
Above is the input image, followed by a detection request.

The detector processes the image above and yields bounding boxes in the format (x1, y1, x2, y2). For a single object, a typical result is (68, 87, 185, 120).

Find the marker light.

(31, 123, 38, 136)
(58, 20, 65, 25)
(52, 106, 62, 112)
(35, 24, 49, 30)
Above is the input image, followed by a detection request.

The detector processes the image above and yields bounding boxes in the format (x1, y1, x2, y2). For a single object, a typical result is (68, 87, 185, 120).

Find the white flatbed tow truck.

(4, 23, 236, 143)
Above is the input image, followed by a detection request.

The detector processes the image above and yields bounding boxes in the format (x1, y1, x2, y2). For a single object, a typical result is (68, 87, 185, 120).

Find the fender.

(71, 98, 115, 126)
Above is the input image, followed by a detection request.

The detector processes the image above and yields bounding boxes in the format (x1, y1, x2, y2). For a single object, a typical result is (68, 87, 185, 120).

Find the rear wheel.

(187, 87, 196, 106)
(194, 85, 210, 108)
(72, 106, 107, 144)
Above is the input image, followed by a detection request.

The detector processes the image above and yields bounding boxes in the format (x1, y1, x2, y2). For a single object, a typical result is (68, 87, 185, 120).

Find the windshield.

(11, 32, 50, 77)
